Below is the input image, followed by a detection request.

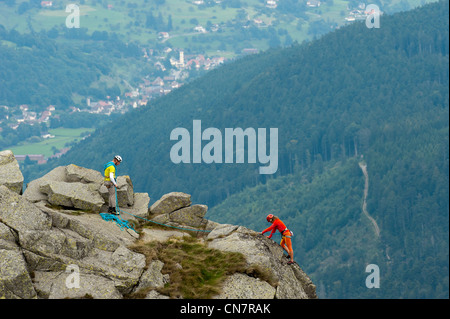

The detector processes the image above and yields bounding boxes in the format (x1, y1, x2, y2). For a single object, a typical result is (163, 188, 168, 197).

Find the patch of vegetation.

(129, 236, 275, 299)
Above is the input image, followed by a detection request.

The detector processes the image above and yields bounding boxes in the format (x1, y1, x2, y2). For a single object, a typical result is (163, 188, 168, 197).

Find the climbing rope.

(100, 187, 211, 234)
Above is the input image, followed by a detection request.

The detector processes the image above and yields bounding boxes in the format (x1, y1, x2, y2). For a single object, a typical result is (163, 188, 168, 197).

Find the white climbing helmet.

(114, 155, 122, 162)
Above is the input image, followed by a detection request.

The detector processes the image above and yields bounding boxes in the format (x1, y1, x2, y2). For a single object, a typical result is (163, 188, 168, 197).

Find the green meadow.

(9, 128, 95, 158)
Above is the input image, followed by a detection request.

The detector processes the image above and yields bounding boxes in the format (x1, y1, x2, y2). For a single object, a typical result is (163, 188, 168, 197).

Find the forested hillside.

(210, 100, 449, 298)
(47, 0, 448, 203)
(0, 26, 140, 112)
(209, 158, 385, 298)
(37, 0, 448, 298)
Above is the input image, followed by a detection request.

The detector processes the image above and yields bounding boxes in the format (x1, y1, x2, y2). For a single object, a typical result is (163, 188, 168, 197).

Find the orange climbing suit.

(262, 219, 293, 254)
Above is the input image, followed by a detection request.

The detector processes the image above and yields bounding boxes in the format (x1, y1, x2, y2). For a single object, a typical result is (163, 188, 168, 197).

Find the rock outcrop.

(0, 150, 24, 195)
(206, 224, 317, 299)
(0, 151, 317, 299)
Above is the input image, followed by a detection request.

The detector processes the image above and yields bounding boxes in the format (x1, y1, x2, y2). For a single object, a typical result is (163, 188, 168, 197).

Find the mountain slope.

(36, 0, 448, 298)
(46, 0, 449, 204)
(209, 146, 448, 298)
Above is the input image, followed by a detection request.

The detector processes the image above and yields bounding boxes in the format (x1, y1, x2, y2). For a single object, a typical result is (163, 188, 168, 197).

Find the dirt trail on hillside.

(359, 162, 380, 238)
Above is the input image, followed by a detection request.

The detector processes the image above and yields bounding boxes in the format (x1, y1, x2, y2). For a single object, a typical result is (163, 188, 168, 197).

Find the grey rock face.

(214, 273, 276, 299)
(23, 166, 68, 203)
(39, 181, 105, 213)
(0, 159, 316, 299)
(65, 164, 104, 185)
(0, 185, 52, 232)
(207, 224, 317, 299)
(149, 192, 191, 216)
(0, 150, 24, 194)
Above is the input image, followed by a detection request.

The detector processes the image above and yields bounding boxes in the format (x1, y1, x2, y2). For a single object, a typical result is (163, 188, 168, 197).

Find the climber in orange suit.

(262, 214, 294, 265)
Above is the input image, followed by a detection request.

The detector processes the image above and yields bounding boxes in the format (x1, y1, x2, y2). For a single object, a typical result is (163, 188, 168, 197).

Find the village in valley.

(1, 0, 382, 125)
(1, 0, 383, 164)
(1, 47, 228, 124)
(0, 44, 230, 164)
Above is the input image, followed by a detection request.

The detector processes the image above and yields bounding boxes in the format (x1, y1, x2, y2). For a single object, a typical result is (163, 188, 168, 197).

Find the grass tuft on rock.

(130, 236, 273, 299)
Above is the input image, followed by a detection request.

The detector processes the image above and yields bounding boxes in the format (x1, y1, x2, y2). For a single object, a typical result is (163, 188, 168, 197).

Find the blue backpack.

(103, 161, 115, 174)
